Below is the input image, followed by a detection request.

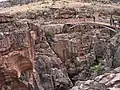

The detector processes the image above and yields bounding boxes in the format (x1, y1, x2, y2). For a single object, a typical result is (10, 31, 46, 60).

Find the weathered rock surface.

(45, 23, 119, 84)
(70, 67, 120, 90)
(0, 1, 120, 90)
(0, 0, 41, 7)
(35, 40, 73, 90)
(0, 14, 42, 90)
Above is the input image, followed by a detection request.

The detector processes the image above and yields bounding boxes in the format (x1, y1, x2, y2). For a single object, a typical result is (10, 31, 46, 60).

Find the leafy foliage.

(91, 63, 103, 74)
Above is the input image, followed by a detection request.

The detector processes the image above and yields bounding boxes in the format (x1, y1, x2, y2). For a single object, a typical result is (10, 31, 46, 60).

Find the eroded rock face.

(70, 67, 120, 90)
(0, 0, 41, 7)
(110, 33, 120, 68)
(0, 2, 120, 90)
(44, 22, 119, 83)
(35, 40, 73, 90)
(0, 13, 73, 90)
(0, 14, 40, 90)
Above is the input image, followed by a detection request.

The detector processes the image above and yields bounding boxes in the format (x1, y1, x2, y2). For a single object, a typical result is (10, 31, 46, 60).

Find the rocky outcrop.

(0, 14, 15, 23)
(0, 0, 41, 7)
(35, 39, 73, 90)
(0, 13, 73, 90)
(43, 22, 119, 83)
(70, 67, 120, 90)
(0, 14, 40, 90)
(0, 1, 120, 90)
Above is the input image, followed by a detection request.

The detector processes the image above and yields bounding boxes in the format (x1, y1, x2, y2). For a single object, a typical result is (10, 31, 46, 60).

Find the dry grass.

(0, 0, 119, 16)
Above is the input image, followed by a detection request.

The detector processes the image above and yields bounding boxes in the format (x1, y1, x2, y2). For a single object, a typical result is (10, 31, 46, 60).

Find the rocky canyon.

(0, 0, 120, 90)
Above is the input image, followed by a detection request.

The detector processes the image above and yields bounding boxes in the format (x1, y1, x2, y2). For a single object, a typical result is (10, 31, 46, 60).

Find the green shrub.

(45, 31, 53, 37)
(91, 63, 103, 74)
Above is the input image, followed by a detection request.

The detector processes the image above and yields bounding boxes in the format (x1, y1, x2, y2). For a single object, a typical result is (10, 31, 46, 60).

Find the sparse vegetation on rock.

(0, 0, 120, 90)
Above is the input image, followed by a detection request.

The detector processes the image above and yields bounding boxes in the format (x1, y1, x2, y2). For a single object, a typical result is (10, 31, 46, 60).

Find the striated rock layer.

(0, 1, 120, 90)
